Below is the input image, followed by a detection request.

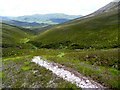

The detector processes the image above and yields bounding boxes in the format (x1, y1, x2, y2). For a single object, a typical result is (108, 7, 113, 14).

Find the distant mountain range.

(9, 13, 81, 24)
(2, 19, 48, 29)
(0, 13, 81, 28)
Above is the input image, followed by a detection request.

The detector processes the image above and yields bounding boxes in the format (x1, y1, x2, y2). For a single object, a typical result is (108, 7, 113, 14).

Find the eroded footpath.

(32, 56, 105, 89)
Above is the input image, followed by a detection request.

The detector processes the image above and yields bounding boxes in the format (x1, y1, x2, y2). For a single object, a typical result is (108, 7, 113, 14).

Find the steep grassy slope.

(32, 9, 118, 49)
(2, 23, 32, 44)
(1, 23, 36, 49)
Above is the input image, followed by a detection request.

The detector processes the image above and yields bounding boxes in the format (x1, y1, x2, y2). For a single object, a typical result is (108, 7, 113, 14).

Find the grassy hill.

(1, 23, 36, 49)
(2, 23, 31, 44)
(31, 8, 119, 49)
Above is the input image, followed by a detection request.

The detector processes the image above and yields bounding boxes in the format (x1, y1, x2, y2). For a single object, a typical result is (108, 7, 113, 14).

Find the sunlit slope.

(33, 9, 118, 49)
(2, 23, 32, 44)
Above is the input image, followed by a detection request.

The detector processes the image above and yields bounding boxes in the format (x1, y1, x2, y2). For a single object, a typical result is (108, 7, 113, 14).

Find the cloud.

(0, 0, 113, 16)
(113, 0, 120, 2)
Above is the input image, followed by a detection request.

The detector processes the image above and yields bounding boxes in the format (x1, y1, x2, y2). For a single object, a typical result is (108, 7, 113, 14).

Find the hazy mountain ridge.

(1, 13, 81, 29)
(7, 13, 81, 24)
(2, 19, 48, 28)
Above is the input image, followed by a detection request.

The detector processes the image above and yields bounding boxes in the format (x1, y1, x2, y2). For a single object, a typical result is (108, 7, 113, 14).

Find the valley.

(1, 1, 120, 89)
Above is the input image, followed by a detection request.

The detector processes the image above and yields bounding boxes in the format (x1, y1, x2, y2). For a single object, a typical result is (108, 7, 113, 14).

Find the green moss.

(24, 61, 31, 66)
(21, 66, 31, 71)
(0, 71, 5, 78)
(0, 71, 2, 78)
(109, 68, 119, 75)
(57, 52, 65, 58)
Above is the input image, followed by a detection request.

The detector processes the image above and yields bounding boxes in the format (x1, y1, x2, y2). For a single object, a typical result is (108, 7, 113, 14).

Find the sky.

(0, 0, 114, 16)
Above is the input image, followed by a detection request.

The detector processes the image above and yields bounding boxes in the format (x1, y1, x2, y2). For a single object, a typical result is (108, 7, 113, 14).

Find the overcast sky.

(0, 0, 114, 16)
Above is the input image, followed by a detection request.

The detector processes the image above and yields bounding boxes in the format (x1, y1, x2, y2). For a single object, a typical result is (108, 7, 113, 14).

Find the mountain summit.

(92, 0, 119, 15)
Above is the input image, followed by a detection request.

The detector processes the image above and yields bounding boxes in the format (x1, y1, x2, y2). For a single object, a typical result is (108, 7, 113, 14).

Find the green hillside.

(2, 23, 31, 44)
(1, 23, 36, 49)
(31, 9, 119, 49)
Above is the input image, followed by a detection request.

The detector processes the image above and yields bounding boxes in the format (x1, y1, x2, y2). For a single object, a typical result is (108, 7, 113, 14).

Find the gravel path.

(32, 56, 105, 89)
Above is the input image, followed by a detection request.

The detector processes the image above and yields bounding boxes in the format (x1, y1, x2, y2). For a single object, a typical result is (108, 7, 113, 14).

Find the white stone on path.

(31, 56, 105, 89)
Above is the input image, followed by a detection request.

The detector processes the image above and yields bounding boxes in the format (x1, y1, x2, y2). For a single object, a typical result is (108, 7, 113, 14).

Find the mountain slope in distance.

(32, 1, 119, 49)
(1, 17, 49, 29)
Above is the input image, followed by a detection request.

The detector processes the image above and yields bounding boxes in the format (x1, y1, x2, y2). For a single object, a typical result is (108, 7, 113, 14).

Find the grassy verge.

(2, 48, 119, 88)
(40, 48, 119, 88)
